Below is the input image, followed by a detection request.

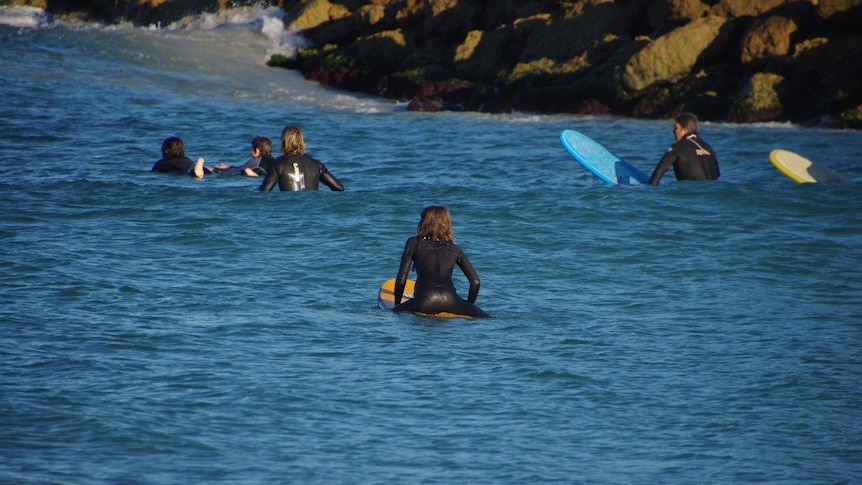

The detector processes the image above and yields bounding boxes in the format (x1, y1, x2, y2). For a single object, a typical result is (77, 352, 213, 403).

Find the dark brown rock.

(728, 72, 784, 123)
(622, 16, 727, 92)
(13, 0, 862, 127)
(740, 15, 797, 64)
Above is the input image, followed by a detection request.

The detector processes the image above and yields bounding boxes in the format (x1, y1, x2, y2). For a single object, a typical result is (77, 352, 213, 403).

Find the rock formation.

(274, 0, 862, 127)
(11, 0, 862, 127)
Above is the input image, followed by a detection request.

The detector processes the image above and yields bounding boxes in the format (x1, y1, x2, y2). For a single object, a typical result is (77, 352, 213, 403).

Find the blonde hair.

(280, 126, 306, 155)
(417, 206, 454, 242)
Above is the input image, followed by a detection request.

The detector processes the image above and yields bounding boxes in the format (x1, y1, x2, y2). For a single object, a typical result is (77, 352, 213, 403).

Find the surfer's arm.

(648, 149, 676, 185)
(394, 237, 416, 304)
(714, 152, 721, 179)
(320, 170, 344, 191)
(258, 165, 278, 191)
(456, 252, 481, 303)
(229, 158, 257, 173)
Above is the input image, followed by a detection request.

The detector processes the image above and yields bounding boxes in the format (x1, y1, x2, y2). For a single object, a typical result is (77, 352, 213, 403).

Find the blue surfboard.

(560, 129, 650, 185)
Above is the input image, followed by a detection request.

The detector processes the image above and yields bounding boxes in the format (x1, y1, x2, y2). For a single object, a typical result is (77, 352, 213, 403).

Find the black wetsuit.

(257, 154, 275, 176)
(258, 154, 344, 192)
(649, 134, 720, 185)
(393, 236, 488, 318)
(151, 156, 195, 176)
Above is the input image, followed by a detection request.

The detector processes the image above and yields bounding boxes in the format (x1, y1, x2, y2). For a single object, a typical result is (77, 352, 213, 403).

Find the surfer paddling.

(151, 137, 210, 179)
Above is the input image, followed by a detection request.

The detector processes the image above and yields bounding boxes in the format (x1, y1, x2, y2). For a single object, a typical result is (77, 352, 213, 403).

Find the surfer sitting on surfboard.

(393, 206, 489, 318)
(648, 112, 720, 185)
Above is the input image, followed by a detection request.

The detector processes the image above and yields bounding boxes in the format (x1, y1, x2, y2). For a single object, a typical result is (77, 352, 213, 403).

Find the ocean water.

(2, 6, 861, 484)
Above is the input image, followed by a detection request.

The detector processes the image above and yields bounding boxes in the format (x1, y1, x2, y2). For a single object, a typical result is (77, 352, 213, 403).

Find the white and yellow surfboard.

(769, 149, 850, 183)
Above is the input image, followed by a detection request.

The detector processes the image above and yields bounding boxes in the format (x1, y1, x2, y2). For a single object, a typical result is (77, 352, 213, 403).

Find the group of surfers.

(151, 126, 344, 192)
(151, 115, 720, 319)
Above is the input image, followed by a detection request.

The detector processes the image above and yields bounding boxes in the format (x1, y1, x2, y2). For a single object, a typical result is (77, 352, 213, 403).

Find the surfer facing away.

(649, 112, 720, 185)
(258, 126, 344, 192)
(150, 136, 209, 179)
(393, 206, 489, 318)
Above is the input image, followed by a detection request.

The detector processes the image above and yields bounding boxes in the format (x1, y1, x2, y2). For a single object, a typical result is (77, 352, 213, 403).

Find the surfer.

(648, 112, 720, 185)
(210, 136, 272, 176)
(393, 206, 489, 318)
(151, 137, 210, 178)
(258, 126, 344, 192)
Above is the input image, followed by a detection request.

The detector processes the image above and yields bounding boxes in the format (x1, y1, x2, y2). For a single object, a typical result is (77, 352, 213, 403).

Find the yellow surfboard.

(769, 149, 850, 183)
(377, 278, 472, 319)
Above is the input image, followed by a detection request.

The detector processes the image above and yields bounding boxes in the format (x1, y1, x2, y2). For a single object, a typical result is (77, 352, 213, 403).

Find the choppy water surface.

(1, 8, 861, 483)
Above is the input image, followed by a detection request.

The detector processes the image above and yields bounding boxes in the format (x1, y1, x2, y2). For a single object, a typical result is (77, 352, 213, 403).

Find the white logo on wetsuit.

(687, 136, 712, 156)
(289, 162, 306, 190)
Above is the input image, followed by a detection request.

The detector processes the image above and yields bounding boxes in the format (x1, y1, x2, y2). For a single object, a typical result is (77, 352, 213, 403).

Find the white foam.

(0, 5, 50, 28)
(1, 5, 393, 114)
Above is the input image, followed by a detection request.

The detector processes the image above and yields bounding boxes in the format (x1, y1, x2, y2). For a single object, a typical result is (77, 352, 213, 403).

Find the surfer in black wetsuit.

(393, 206, 489, 318)
(649, 112, 720, 185)
(258, 126, 344, 192)
(210, 136, 272, 176)
(150, 137, 209, 179)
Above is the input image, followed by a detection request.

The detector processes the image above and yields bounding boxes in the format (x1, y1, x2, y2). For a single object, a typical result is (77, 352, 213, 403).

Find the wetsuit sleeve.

(455, 249, 481, 303)
(321, 171, 344, 191)
(258, 163, 278, 191)
(317, 162, 344, 191)
(232, 157, 257, 172)
(394, 237, 417, 305)
(649, 147, 677, 186)
(714, 152, 721, 179)
(257, 155, 274, 175)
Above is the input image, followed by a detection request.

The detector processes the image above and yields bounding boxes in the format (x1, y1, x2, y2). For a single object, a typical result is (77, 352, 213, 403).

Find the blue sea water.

(1, 6, 861, 484)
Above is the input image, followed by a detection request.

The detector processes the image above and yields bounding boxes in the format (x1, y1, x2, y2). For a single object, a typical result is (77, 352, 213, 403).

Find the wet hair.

(252, 136, 272, 156)
(675, 112, 699, 135)
(161, 137, 185, 157)
(417, 206, 455, 242)
(280, 126, 306, 155)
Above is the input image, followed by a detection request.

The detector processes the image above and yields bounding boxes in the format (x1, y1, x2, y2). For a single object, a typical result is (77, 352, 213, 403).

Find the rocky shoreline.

(13, 0, 862, 128)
